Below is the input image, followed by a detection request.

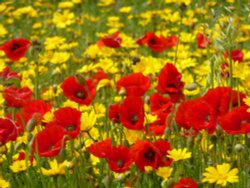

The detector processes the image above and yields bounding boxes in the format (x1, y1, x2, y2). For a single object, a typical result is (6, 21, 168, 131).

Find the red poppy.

(0, 38, 31, 61)
(0, 118, 18, 145)
(87, 138, 112, 158)
(185, 99, 217, 134)
(219, 106, 250, 134)
(119, 97, 144, 130)
(224, 49, 244, 62)
(61, 76, 96, 105)
(32, 126, 67, 157)
(176, 100, 194, 130)
(116, 72, 151, 97)
(149, 93, 172, 116)
(3, 86, 33, 108)
(97, 31, 122, 48)
(131, 139, 172, 172)
(106, 145, 134, 173)
(196, 32, 211, 49)
(108, 103, 120, 123)
(174, 177, 198, 188)
(136, 32, 168, 53)
(156, 63, 185, 102)
(202, 87, 246, 117)
(47, 107, 82, 138)
(21, 100, 52, 125)
(0, 66, 22, 81)
(165, 35, 178, 49)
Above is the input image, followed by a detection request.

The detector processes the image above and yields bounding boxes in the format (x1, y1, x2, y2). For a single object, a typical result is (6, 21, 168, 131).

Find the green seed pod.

(234, 144, 244, 153)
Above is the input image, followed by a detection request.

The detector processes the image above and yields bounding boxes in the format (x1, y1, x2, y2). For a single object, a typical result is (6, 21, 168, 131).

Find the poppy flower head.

(21, 100, 52, 125)
(3, 86, 33, 108)
(48, 107, 82, 138)
(116, 72, 151, 97)
(61, 76, 96, 105)
(156, 63, 185, 102)
(149, 92, 172, 116)
(137, 32, 168, 53)
(119, 97, 144, 130)
(31, 126, 67, 157)
(106, 145, 134, 173)
(219, 106, 250, 134)
(98, 31, 122, 48)
(196, 32, 211, 49)
(165, 35, 178, 49)
(108, 103, 120, 123)
(131, 140, 172, 172)
(0, 66, 22, 81)
(0, 38, 31, 61)
(224, 49, 244, 63)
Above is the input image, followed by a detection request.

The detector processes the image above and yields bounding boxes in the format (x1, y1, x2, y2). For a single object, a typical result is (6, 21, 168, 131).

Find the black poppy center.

(149, 39, 156, 45)
(131, 115, 138, 124)
(11, 43, 21, 52)
(74, 91, 86, 99)
(116, 160, 124, 168)
(66, 124, 76, 132)
(144, 148, 155, 161)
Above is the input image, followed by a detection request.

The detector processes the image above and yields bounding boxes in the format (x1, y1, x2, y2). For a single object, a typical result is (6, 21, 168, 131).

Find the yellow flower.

(167, 148, 191, 161)
(41, 159, 73, 176)
(0, 24, 7, 37)
(52, 10, 75, 28)
(202, 163, 239, 187)
(10, 160, 31, 173)
(119, 6, 132, 14)
(58, 1, 74, 9)
(50, 52, 70, 64)
(97, 0, 115, 7)
(44, 36, 66, 51)
(81, 110, 96, 131)
(0, 177, 9, 188)
(156, 167, 173, 180)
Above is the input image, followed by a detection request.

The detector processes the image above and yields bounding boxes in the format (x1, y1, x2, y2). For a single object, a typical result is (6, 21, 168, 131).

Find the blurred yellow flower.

(10, 160, 31, 173)
(156, 167, 173, 180)
(41, 159, 73, 176)
(0, 177, 9, 188)
(81, 110, 96, 131)
(167, 148, 191, 161)
(97, 0, 115, 7)
(202, 163, 239, 187)
(52, 10, 75, 28)
(0, 24, 7, 36)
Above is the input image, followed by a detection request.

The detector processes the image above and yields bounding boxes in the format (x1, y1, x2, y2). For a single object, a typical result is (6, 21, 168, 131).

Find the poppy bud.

(234, 144, 244, 152)
(185, 83, 198, 91)
(102, 175, 113, 188)
(26, 113, 40, 132)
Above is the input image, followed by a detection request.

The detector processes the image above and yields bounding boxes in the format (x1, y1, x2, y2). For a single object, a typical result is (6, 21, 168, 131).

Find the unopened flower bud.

(185, 83, 198, 91)
(234, 144, 244, 152)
